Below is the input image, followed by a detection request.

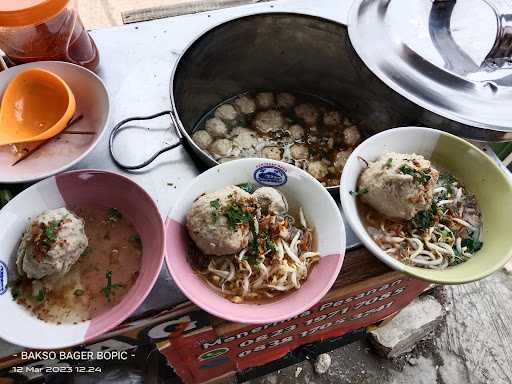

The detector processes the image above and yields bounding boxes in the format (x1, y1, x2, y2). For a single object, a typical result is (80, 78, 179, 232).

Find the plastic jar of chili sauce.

(0, 0, 99, 71)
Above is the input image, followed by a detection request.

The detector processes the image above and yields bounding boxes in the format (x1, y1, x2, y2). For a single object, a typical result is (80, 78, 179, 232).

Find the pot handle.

(433, 0, 512, 65)
(109, 110, 184, 170)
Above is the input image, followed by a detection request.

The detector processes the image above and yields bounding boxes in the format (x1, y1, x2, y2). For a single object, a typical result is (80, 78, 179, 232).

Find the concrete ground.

(248, 269, 512, 384)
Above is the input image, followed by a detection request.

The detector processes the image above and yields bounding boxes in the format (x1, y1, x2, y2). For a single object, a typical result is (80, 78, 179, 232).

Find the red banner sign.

(160, 275, 429, 383)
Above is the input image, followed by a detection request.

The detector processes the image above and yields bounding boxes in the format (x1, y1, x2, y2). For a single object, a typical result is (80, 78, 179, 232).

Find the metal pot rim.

(168, 11, 347, 193)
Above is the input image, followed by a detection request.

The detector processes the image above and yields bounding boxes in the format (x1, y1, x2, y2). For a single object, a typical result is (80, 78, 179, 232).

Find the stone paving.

(249, 270, 512, 384)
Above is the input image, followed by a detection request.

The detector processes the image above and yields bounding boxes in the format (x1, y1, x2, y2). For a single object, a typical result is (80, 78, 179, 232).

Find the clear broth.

(13, 206, 142, 324)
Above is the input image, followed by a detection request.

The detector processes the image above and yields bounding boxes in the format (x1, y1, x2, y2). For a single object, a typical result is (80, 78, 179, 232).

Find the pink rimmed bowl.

(0, 170, 165, 349)
(165, 158, 346, 324)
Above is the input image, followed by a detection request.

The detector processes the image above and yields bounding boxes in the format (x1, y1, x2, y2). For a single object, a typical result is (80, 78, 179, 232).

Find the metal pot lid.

(348, 0, 512, 134)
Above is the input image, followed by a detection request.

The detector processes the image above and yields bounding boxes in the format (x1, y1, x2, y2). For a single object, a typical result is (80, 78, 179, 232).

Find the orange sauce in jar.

(0, 1, 99, 71)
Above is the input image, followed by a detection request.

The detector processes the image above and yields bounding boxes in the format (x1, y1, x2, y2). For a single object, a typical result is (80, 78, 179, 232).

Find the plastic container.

(0, 0, 99, 71)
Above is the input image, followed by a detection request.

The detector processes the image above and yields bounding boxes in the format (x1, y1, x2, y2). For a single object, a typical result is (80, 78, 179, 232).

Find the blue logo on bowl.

(254, 164, 287, 187)
(0, 261, 8, 295)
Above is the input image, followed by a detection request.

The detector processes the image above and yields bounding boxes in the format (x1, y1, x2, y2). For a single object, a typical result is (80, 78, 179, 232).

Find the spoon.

(0, 68, 76, 146)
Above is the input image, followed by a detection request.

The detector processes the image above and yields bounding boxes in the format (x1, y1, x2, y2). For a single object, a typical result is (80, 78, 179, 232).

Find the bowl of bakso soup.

(340, 127, 512, 284)
(0, 170, 165, 349)
(166, 158, 346, 323)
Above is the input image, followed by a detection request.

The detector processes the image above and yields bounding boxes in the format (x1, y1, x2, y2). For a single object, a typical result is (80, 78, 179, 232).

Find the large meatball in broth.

(334, 149, 353, 171)
(308, 161, 329, 180)
(192, 130, 213, 149)
(253, 110, 284, 134)
(276, 93, 296, 109)
(210, 139, 233, 158)
(16, 208, 88, 280)
(343, 126, 361, 147)
(358, 152, 439, 220)
(205, 118, 228, 138)
(295, 103, 319, 126)
(233, 130, 258, 150)
(289, 125, 305, 141)
(290, 144, 309, 160)
(234, 96, 257, 115)
(253, 187, 288, 214)
(256, 92, 275, 109)
(215, 104, 238, 121)
(323, 111, 342, 127)
(262, 146, 282, 160)
(231, 126, 253, 136)
(186, 186, 251, 255)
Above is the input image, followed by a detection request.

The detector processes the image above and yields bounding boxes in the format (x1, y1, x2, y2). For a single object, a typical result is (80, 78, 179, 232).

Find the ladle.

(0, 68, 76, 146)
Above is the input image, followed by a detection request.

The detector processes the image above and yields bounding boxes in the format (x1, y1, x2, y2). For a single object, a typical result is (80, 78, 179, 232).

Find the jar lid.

(348, 0, 512, 135)
(0, 0, 69, 27)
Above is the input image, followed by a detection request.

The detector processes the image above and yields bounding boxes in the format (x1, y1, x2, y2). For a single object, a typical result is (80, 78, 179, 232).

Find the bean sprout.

(363, 173, 482, 269)
(195, 187, 319, 302)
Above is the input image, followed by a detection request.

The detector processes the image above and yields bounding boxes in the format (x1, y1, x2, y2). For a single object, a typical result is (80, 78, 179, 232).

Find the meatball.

(230, 146, 241, 158)
(192, 130, 213, 149)
(209, 139, 233, 157)
(186, 186, 252, 255)
(16, 208, 88, 280)
(205, 118, 228, 138)
(343, 126, 361, 146)
(215, 104, 238, 121)
(326, 178, 339, 187)
(234, 96, 257, 115)
(231, 126, 254, 136)
(290, 144, 309, 160)
(334, 149, 353, 171)
(308, 161, 329, 180)
(256, 92, 275, 109)
(294, 103, 319, 126)
(358, 152, 439, 220)
(262, 146, 282, 160)
(253, 110, 284, 134)
(253, 187, 288, 214)
(323, 111, 342, 127)
(276, 93, 296, 109)
(233, 130, 258, 149)
(289, 124, 305, 140)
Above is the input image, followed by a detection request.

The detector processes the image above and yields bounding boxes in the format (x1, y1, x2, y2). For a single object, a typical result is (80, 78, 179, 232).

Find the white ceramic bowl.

(0, 61, 110, 183)
(340, 127, 512, 284)
(166, 158, 346, 323)
(0, 170, 165, 349)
